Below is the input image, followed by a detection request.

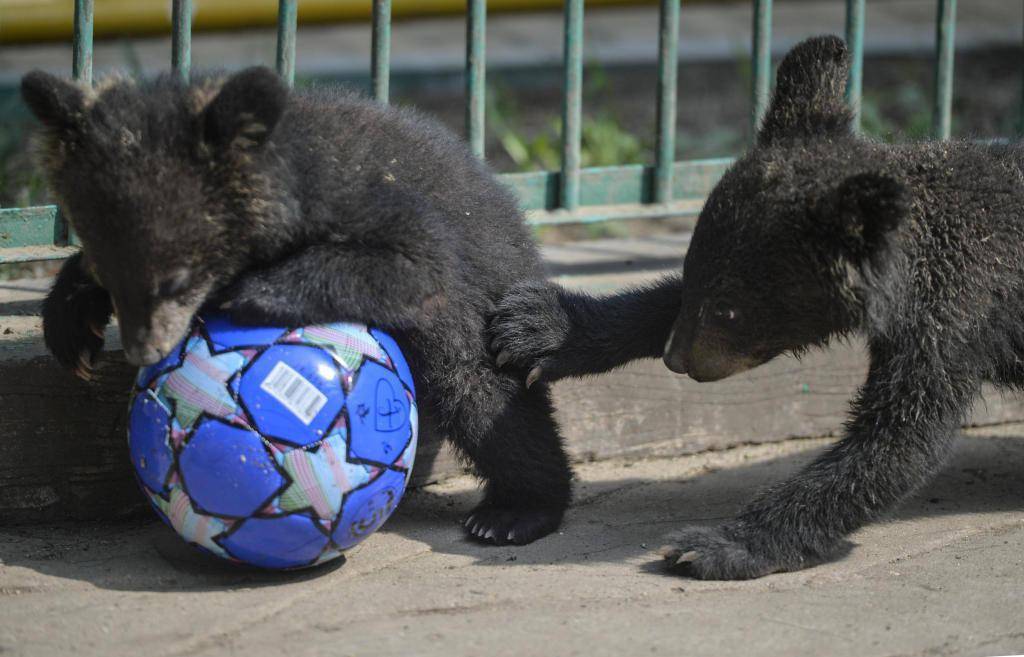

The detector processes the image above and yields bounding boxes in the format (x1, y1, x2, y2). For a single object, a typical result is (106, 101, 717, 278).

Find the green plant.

(488, 78, 645, 173)
(860, 82, 935, 142)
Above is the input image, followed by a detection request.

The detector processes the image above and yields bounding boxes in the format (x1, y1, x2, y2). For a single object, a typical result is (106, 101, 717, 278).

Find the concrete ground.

(2, 425, 1022, 657)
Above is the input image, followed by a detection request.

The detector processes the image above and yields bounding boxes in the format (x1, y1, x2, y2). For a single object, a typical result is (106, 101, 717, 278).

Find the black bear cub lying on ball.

(491, 35, 1024, 578)
(22, 66, 572, 546)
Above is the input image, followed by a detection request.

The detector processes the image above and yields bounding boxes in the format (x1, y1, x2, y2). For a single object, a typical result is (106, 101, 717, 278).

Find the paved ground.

(2, 424, 1022, 657)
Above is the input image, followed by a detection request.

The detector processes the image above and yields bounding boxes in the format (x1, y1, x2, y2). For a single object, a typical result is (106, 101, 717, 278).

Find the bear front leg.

(218, 241, 449, 330)
(42, 251, 114, 380)
(489, 274, 683, 386)
(661, 345, 978, 579)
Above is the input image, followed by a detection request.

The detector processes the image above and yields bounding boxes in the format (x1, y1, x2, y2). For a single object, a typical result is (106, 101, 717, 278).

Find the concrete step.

(4, 233, 1024, 522)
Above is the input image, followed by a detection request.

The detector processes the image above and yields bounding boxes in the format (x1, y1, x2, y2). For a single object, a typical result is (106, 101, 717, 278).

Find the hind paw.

(463, 505, 563, 546)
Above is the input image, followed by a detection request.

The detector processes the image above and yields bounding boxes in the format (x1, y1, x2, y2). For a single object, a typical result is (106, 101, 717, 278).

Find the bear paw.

(489, 281, 574, 387)
(463, 504, 563, 546)
(658, 525, 784, 580)
(42, 272, 112, 381)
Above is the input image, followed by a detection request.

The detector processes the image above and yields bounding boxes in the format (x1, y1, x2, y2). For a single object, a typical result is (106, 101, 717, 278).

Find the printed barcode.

(259, 361, 328, 425)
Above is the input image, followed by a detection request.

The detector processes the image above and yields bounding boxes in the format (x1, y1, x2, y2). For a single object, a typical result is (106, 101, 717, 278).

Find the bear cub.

(23, 66, 572, 546)
(491, 35, 1024, 577)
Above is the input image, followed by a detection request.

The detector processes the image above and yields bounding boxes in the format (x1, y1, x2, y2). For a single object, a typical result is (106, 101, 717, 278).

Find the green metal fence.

(0, 0, 973, 264)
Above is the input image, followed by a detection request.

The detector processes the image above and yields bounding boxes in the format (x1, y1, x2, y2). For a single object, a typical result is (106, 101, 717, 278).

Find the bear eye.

(156, 268, 191, 298)
(709, 302, 739, 322)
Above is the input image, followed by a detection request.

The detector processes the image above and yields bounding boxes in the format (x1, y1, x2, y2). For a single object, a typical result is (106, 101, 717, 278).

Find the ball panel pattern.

(148, 487, 234, 560)
(369, 328, 416, 395)
(128, 390, 175, 495)
(292, 323, 390, 371)
(332, 468, 409, 550)
(202, 313, 289, 350)
(161, 336, 249, 431)
(344, 361, 413, 467)
(237, 344, 346, 447)
(178, 418, 289, 519)
(127, 316, 418, 570)
(218, 514, 332, 570)
(268, 429, 374, 520)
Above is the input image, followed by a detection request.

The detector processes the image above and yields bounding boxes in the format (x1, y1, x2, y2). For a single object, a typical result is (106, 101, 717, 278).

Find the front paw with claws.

(658, 525, 786, 580)
(42, 255, 113, 381)
(489, 281, 574, 387)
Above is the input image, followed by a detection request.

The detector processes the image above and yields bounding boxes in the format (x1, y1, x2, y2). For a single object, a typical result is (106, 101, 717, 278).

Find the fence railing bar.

(372, 0, 392, 103)
(750, 0, 772, 137)
(465, 0, 487, 158)
(276, 0, 298, 87)
(844, 0, 865, 132)
(560, 0, 584, 210)
(67, 0, 94, 246)
(933, 0, 956, 140)
(72, 0, 94, 84)
(654, 0, 680, 204)
(1020, 13, 1024, 136)
(171, 0, 193, 82)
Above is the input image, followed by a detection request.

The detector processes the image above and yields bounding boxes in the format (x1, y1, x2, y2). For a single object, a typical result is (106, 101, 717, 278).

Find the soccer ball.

(127, 313, 418, 569)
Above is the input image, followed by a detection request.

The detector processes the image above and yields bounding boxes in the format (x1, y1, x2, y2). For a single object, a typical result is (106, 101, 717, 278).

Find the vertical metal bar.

(68, 0, 94, 246)
(654, 0, 680, 204)
(72, 0, 94, 84)
(560, 0, 584, 211)
(844, 0, 865, 132)
(1020, 9, 1024, 137)
(466, 0, 487, 158)
(933, 0, 957, 140)
(171, 0, 193, 82)
(276, 0, 298, 87)
(372, 0, 392, 103)
(750, 0, 772, 136)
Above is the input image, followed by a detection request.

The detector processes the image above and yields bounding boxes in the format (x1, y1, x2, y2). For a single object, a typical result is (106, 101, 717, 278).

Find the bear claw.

(463, 505, 562, 546)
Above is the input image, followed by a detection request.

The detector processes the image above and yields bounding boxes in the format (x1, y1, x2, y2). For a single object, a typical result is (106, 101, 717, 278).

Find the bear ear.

(21, 70, 86, 131)
(829, 172, 908, 262)
(202, 67, 288, 151)
(757, 35, 853, 146)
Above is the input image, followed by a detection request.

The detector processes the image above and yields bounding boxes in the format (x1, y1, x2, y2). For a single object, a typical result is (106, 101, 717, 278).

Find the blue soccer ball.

(127, 314, 418, 569)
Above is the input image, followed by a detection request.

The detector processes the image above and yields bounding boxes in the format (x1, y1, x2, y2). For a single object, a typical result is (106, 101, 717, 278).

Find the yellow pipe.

(0, 0, 666, 44)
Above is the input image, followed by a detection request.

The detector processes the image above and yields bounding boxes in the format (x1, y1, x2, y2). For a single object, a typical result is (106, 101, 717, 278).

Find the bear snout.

(123, 341, 165, 366)
(662, 323, 689, 374)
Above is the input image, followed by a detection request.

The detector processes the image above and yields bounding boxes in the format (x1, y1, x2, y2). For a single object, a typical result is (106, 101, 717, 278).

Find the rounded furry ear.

(758, 35, 853, 146)
(203, 67, 288, 151)
(831, 172, 908, 261)
(21, 70, 86, 131)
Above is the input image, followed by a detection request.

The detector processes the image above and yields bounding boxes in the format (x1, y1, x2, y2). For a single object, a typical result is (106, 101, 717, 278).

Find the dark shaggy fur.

(490, 35, 1024, 577)
(23, 66, 573, 546)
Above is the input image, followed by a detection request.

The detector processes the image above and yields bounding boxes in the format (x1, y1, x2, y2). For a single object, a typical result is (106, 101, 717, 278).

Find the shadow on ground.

(2, 430, 1021, 594)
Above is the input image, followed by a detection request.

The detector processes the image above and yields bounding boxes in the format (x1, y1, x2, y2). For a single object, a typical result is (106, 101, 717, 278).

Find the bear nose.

(662, 328, 688, 374)
(124, 343, 164, 366)
(663, 349, 688, 374)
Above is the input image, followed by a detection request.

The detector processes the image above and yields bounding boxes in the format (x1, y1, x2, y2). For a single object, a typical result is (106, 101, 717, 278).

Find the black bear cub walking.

(22, 66, 572, 545)
(491, 35, 1024, 578)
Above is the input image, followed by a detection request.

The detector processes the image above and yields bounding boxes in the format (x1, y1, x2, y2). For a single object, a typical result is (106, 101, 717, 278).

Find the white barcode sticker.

(259, 361, 328, 425)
